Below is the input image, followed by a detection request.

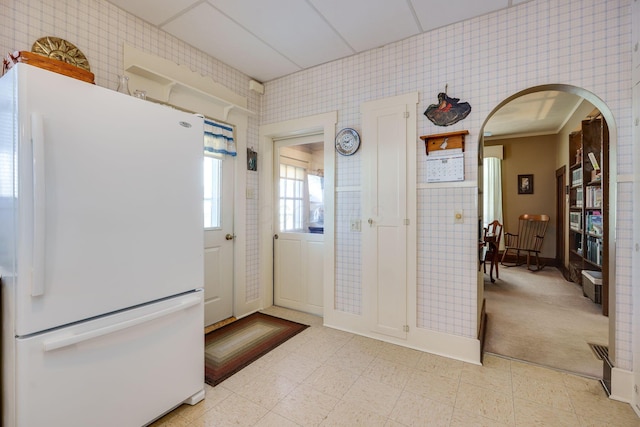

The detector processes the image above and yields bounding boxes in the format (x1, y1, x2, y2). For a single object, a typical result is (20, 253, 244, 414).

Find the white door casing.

(203, 153, 234, 326)
(362, 93, 418, 340)
(258, 112, 337, 314)
(273, 138, 324, 316)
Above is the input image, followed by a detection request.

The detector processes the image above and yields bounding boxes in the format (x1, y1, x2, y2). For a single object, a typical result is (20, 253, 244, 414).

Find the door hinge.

(403, 325, 409, 332)
(403, 219, 410, 226)
(403, 111, 410, 119)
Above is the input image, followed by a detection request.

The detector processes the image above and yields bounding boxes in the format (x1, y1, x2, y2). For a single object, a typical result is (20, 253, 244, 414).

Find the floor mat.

(204, 312, 308, 386)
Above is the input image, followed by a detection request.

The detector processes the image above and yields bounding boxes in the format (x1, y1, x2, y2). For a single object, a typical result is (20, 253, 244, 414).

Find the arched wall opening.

(477, 83, 618, 369)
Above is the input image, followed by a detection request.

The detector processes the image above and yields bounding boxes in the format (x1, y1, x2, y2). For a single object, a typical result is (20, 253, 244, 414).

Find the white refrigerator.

(0, 63, 205, 426)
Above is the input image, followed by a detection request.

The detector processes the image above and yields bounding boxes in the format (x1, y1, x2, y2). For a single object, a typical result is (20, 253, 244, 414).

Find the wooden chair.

(500, 214, 550, 271)
(480, 220, 503, 282)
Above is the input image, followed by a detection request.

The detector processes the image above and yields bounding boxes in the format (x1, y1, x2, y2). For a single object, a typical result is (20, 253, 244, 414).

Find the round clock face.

(335, 128, 360, 156)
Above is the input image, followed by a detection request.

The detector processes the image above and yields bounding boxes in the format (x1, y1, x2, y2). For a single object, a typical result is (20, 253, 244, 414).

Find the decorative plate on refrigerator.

(31, 36, 91, 71)
(335, 128, 360, 156)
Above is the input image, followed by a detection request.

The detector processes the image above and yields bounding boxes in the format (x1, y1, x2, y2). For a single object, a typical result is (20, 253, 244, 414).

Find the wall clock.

(335, 128, 360, 156)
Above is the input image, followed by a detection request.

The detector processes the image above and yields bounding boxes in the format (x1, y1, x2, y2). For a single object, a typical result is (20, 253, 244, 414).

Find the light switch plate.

(454, 210, 464, 224)
(350, 219, 361, 232)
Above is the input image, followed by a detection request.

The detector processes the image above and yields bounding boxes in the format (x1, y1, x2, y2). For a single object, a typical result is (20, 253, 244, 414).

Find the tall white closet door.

(361, 93, 418, 340)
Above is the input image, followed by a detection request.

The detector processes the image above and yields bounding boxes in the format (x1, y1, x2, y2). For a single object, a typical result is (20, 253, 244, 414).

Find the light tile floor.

(151, 306, 640, 427)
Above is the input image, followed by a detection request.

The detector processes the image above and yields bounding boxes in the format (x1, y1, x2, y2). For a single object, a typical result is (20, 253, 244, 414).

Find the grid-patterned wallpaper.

(3, 0, 635, 371)
(417, 187, 477, 336)
(335, 190, 362, 314)
(616, 182, 634, 367)
(0, 0, 262, 303)
(262, 0, 634, 369)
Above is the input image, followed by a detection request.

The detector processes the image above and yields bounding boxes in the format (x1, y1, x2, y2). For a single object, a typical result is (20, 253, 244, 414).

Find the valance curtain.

(204, 119, 236, 156)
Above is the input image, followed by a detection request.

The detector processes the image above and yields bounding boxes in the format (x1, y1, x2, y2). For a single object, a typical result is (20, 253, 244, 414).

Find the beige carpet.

(483, 266, 608, 378)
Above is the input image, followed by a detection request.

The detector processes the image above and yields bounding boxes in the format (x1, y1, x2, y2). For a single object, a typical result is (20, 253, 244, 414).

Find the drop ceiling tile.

(107, 0, 199, 26)
(208, 0, 354, 68)
(309, 0, 421, 52)
(162, 3, 300, 81)
(410, 0, 510, 31)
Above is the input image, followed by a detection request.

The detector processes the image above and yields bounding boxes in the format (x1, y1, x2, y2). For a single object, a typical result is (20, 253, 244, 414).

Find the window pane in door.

(204, 155, 222, 229)
(278, 163, 306, 232)
(308, 174, 324, 231)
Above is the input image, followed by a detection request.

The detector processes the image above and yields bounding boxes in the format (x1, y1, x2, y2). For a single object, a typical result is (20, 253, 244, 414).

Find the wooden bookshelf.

(567, 116, 608, 314)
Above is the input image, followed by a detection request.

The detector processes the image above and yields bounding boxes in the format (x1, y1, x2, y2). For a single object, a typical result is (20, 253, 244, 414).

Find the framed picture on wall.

(518, 174, 534, 194)
(247, 148, 257, 171)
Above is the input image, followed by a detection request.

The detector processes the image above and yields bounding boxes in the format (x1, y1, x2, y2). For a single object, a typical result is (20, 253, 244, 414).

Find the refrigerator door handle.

(42, 295, 202, 352)
(31, 112, 46, 297)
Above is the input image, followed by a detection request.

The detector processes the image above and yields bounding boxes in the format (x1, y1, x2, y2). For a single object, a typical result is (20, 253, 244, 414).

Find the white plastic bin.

(582, 270, 602, 304)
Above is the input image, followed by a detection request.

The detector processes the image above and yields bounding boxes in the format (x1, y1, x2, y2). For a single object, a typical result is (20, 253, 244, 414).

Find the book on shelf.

(573, 231, 583, 255)
(587, 151, 600, 171)
(570, 212, 582, 231)
(586, 235, 602, 265)
(586, 212, 603, 236)
(575, 187, 583, 207)
(586, 186, 602, 207)
(572, 168, 583, 186)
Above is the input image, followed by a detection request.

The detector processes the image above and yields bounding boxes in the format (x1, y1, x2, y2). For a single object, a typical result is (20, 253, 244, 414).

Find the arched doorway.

(478, 84, 617, 378)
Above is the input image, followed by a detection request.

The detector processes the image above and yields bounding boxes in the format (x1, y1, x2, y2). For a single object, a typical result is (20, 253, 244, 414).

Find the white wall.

(631, 0, 640, 415)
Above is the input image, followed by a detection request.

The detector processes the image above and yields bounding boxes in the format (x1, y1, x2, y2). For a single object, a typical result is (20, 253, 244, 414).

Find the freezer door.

(12, 291, 204, 427)
(13, 64, 204, 335)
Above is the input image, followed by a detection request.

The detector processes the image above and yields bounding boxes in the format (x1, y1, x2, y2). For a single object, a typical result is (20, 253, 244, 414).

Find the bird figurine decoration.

(424, 90, 471, 126)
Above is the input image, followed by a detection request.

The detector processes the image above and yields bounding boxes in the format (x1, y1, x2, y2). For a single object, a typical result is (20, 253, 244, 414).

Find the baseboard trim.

(324, 310, 481, 365)
(610, 367, 633, 403)
(478, 298, 487, 363)
(557, 264, 571, 281)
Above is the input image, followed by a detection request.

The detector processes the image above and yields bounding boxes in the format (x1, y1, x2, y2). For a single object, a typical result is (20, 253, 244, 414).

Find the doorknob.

(368, 218, 374, 226)
(274, 234, 279, 240)
(225, 233, 235, 240)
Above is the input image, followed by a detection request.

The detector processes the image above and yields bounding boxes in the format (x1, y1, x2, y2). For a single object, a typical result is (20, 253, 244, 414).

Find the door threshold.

(204, 316, 236, 334)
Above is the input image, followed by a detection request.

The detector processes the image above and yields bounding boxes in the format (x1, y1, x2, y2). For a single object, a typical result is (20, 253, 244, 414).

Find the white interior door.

(362, 95, 416, 340)
(203, 153, 234, 326)
(273, 138, 324, 315)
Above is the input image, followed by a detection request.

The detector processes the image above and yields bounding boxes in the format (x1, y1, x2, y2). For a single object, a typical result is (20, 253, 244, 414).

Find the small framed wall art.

(247, 148, 257, 171)
(518, 174, 534, 194)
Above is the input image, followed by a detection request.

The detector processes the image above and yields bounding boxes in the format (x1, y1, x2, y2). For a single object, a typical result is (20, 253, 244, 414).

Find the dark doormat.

(204, 312, 308, 386)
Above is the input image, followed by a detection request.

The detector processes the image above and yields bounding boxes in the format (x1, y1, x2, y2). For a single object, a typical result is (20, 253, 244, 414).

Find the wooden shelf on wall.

(420, 130, 468, 155)
(123, 44, 255, 121)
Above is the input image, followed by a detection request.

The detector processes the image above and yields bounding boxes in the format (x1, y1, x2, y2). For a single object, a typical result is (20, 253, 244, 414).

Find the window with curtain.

(483, 156, 504, 249)
(203, 154, 222, 229)
(202, 117, 233, 229)
(204, 119, 236, 156)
